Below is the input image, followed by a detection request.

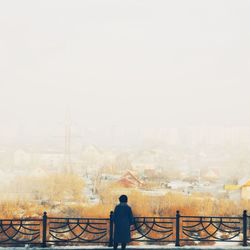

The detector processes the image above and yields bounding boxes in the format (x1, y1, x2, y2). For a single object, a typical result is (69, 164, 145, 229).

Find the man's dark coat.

(113, 203, 134, 243)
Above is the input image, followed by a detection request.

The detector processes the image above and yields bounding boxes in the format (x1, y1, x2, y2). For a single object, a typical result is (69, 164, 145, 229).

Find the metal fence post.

(42, 211, 47, 247)
(175, 210, 180, 246)
(109, 211, 114, 247)
(243, 210, 248, 246)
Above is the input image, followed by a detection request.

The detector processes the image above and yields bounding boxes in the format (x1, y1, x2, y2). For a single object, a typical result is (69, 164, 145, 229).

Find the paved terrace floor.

(1, 246, 250, 250)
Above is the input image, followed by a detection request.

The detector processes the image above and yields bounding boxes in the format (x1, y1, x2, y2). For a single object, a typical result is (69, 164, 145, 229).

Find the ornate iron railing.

(181, 216, 241, 242)
(0, 218, 41, 246)
(47, 217, 109, 245)
(132, 216, 175, 243)
(0, 210, 249, 247)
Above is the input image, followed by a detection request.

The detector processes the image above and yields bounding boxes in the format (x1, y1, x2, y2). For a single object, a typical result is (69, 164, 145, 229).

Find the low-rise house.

(116, 170, 144, 188)
(224, 184, 241, 201)
(224, 177, 250, 200)
(201, 168, 220, 183)
(167, 180, 192, 194)
(240, 178, 250, 200)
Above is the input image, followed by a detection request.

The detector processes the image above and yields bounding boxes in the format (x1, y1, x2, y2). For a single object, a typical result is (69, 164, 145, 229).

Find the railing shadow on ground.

(0, 210, 249, 247)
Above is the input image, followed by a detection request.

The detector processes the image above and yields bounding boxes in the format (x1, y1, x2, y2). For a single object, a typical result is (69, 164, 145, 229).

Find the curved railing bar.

(65, 223, 107, 242)
(49, 222, 88, 242)
(133, 221, 156, 239)
(182, 228, 240, 241)
(49, 222, 69, 230)
(220, 222, 241, 230)
(0, 234, 40, 244)
(142, 222, 173, 234)
(20, 224, 40, 232)
(77, 223, 107, 235)
(132, 231, 173, 241)
(154, 222, 173, 230)
(86, 223, 107, 232)
(131, 222, 145, 232)
(50, 224, 78, 234)
(0, 223, 22, 241)
(182, 221, 202, 228)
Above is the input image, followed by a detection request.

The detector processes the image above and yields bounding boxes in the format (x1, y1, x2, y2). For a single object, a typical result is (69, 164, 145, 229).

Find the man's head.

(119, 194, 128, 203)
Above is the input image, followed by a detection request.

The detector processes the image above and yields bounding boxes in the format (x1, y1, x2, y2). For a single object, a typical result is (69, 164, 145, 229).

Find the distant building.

(240, 179, 250, 200)
(143, 167, 157, 179)
(168, 180, 192, 193)
(116, 170, 144, 188)
(224, 184, 241, 201)
(201, 168, 220, 182)
(224, 177, 250, 200)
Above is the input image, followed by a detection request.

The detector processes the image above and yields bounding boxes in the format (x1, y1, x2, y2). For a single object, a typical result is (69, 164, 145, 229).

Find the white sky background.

(0, 0, 250, 142)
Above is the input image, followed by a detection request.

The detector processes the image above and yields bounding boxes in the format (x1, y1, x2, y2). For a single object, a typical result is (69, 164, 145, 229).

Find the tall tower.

(64, 111, 72, 173)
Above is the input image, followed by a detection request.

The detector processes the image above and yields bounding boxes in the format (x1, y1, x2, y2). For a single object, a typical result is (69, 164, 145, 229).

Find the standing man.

(113, 195, 134, 250)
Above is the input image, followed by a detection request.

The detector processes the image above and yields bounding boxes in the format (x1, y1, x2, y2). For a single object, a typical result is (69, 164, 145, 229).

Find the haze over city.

(0, 0, 250, 224)
(1, 0, 250, 144)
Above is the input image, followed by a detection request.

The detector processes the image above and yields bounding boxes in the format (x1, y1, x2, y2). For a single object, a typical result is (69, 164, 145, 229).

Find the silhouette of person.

(113, 195, 134, 250)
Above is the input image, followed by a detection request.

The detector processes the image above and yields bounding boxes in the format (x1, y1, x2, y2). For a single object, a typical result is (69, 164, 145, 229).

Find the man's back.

(113, 195, 134, 250)
(114, 203, 133, 224)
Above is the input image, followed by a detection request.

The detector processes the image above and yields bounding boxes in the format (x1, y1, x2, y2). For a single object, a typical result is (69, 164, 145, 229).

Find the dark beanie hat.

(119, 195, 128, 203)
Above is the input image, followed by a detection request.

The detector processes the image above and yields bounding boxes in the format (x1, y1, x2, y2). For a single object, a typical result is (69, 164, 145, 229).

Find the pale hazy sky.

(0, 0, 250, 139)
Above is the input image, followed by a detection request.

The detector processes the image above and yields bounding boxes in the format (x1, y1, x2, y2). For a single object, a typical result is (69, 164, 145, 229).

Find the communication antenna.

(64, 110, 72, 173)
